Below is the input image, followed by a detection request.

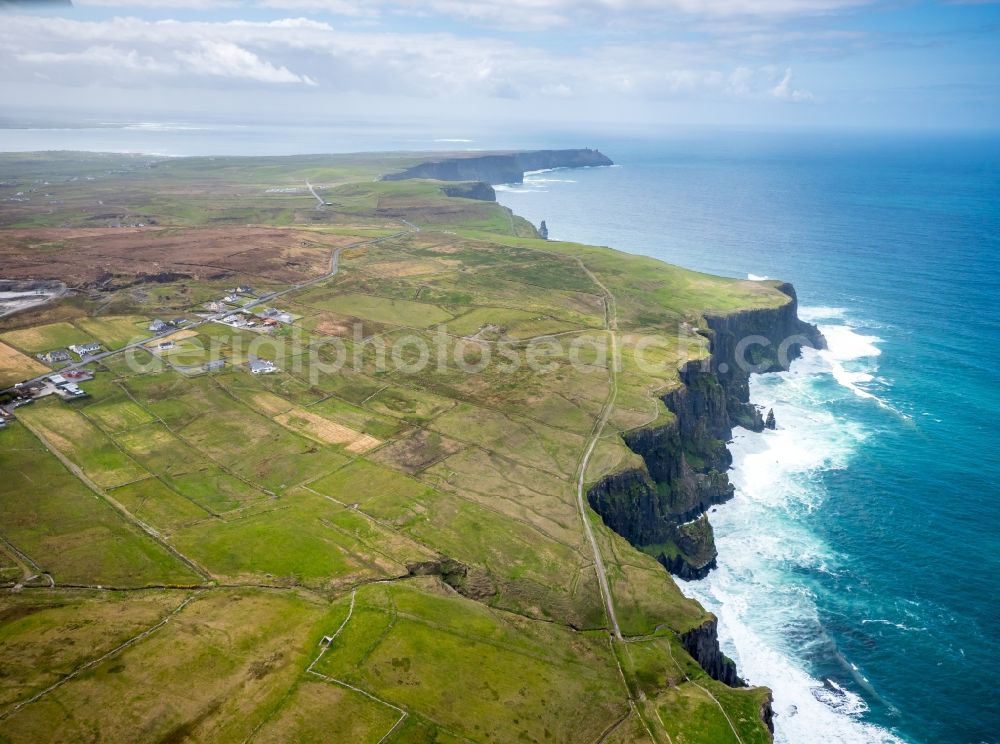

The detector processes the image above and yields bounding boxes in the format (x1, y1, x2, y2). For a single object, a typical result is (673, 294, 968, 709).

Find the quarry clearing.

(0, 282, 67, 319)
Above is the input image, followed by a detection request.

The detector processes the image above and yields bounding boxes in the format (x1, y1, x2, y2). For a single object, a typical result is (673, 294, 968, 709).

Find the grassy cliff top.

(0, 151, 782, 743)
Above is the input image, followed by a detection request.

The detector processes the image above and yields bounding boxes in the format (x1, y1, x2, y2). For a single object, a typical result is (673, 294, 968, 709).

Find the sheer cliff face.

(587, 284, 822, 691)
(588, 284, 825, 582)
(705, 282, 823, 431)
(383, 149, 614, 184)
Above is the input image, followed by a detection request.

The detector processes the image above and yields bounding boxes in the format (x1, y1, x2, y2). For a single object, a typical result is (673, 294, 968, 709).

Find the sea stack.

(539, 220, 549, 239)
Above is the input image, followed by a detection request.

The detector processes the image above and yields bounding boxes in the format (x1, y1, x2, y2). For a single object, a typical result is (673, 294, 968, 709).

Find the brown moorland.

(0, 227, 361, 286)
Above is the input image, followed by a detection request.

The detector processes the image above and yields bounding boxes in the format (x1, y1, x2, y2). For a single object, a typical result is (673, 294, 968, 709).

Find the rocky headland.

(383, 148, 613, 185)
(588, 283, 825, 581)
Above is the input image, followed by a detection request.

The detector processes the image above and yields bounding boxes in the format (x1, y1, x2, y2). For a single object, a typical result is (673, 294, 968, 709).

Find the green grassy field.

(0, 591, 187, 709)
(0, 151, 797, 743)
(73, 315, 151, 348)
(0, 421, 200, 587)
(0, 322, 93, 354)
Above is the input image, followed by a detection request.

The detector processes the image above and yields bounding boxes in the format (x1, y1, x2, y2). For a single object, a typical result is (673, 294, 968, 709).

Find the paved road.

(306, 181, 325, 209)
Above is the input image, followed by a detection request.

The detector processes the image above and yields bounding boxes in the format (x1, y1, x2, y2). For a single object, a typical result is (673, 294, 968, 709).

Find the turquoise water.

(497, 133, 1000, 744)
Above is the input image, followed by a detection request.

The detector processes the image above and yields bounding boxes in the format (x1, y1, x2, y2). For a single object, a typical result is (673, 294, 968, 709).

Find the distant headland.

(382, 148, 613, 185)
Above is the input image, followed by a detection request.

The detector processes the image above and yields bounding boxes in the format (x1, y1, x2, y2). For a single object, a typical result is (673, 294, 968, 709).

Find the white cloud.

(70, 0, 876, 28)
(384, 0, 874, 30)
(0, 13, 817, 106)
(175, 40, 317, 84)
(17, 45, 176, 73)
(771, 66, 813, 100)
(3, 17, 321, 86)
(75, 0, 239, 7)
(257, 0, 375, 15)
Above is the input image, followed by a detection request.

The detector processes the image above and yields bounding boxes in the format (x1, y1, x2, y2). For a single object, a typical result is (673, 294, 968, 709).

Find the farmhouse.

(203, 359, 225, 372)
(260, 307, 294, 324)
(149, 318, 171, 333)
(205, 301, 226, 312)
(68, 342, 101, 357)
(37, 349, 70, 364)
(157, 341, 175, 351)
(222, 313, 250, 327)
(249, 359, 278, 375)
(235, 285, 254, 295)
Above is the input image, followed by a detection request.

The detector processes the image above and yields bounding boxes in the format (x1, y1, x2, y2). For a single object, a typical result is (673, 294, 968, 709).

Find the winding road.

(306, 181, 325, 209)
(573, 256, 623, 641)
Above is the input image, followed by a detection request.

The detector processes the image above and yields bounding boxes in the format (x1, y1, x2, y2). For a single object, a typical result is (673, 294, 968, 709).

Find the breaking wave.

(680, 308, 908, 744)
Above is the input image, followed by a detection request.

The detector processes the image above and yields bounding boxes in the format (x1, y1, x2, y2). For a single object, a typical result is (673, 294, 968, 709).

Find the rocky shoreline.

(588, 282, 825, 691)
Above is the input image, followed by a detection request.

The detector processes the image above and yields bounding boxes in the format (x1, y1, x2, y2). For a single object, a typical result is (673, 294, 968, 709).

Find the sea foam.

(680, 312, 907, 744)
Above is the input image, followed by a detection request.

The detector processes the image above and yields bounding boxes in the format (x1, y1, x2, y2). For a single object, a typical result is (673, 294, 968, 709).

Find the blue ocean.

(496, 132, 1000, 744)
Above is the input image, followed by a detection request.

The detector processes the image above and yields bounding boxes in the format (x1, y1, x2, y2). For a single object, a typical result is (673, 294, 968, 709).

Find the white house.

(69, 342, 101, 356)
(249, 359, 278, 375)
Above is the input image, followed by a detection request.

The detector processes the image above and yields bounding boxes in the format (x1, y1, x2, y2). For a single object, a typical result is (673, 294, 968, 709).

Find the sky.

(1, 0, 999, 134)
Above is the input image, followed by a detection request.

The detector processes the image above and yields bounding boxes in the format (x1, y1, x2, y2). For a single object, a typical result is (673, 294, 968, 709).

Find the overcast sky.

(2, 0, 999, 133)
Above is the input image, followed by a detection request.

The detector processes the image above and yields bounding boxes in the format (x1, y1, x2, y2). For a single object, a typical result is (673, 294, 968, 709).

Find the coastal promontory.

(382, 147, 613, 184)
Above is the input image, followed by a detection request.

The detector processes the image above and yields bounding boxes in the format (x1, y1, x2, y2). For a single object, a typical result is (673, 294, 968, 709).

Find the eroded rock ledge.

(440, 182, 496, 201)
(587, 283, 823, 686)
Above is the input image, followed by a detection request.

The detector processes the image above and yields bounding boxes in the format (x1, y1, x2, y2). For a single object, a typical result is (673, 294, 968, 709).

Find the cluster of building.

(36, 340, 102, 366)
(2, 290, 288, 432)
(258, 307, 294, 325)
(205, 285, 263, 316)
(206, 286, 256, 311)
(215, 305, 294, 332)
(47, 372, 90, 399)
(3, 371, 94, 421)
(203, 287, 297, 332)
(219, 311, 260, 329)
